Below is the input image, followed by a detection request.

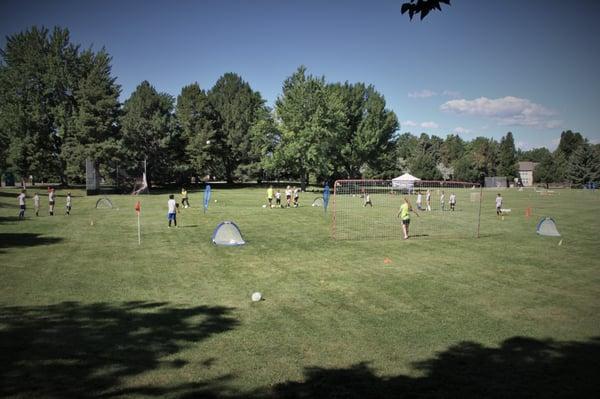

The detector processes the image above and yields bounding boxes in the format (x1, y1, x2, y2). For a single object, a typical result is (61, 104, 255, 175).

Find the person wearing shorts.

(167, 194, 177, 228)
(267, 185, 274, 207)
(33, 192, 40, 216)
(275, 190, 281, 207)
(449, 193, 456, 211)
(65, 192, 72, 215)
(48, 188, 56, 216)
(17, 189, 26, 220)
(397, 197, 419, 240)
(285, 186, 292, 208)
(181, 188, 190, 208)
(496, 193, 503, 217)
(293, 186, 300, 208)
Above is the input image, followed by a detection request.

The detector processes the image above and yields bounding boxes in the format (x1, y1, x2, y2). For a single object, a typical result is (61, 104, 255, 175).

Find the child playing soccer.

(293, 186, 300, 208)
(440, 191, 445, 211)
(426, 189, 431, 211)
(17, 189, 26, 220)
(275, 190, 281, 207)
(416, 191, 423, 210)
(167, 194, 177, 228)
(285, 186, 292, 208)
(449, 192, 456, 211)
(48, 188, 56, 216)
(65, 192, 72, 215)
(33, 192, 40, 216)
(267, 185, 274, 207)
(363, 194, 373, 207)
(397, 197, 419, 240)
(496, 193, 503, 218)
(181, 188, 190, 208)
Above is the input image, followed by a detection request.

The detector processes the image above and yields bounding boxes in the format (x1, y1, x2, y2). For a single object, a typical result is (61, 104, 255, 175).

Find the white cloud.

(408, 89, 437, 98)
(452, 126, 471, 134)
(440, 96, 561, 129)
(590, 138, 600, 145)
(442, 90, 461, 98)
(421, 121, 439, 129)
(402, 120, 418, 127)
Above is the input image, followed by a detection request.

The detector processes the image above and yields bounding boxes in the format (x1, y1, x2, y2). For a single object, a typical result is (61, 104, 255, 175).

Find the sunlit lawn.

(1, 186, 599, 398)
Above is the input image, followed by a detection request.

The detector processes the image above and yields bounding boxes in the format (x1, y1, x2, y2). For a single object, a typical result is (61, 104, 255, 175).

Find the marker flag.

(203, 184, 211, 213)
(323, 184, 330, 213)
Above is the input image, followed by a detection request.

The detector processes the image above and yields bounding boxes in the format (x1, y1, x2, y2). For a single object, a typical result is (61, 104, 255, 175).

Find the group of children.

(16, 187, 72, 219)
(415, 190, 456, 212)
(266, 185, 300, 208)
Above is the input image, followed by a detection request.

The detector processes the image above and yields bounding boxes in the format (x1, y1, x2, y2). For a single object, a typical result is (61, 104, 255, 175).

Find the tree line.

(1, 26, 599, 188)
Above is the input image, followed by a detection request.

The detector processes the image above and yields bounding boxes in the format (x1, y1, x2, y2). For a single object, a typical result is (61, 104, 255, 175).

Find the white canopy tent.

(392, 173, 421, 191)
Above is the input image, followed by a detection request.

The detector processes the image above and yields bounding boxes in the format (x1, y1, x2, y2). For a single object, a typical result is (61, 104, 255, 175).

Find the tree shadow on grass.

(0, 216, 21, 224)
(0, 233, 63, 253)
(257, 336, 600, 399)
(172, 336, 600, 398)
(0, 301, 238, 398)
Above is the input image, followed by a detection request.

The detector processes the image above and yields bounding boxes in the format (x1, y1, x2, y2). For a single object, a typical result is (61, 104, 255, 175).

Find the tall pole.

(137, 212, 141, 245)
(476, 184, 483, 238)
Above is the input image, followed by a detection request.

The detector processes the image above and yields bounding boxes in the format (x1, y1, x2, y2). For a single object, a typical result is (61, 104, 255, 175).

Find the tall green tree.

(534, 152, 559, 188)
(62, 49, 121, 182)
(566, 141, 600, 186)
(519, 147, 551, 162)
(272, 66, 345, 186)
(469, 137, 498, 178)
(120, 81, 175, 186)
(208, 73, 267, 182)
(452, 153, 479, 182)
(409, 151, 442, 180)
(440, 134, 465, 165)
(328, 82, 398, 178)
(175, 83, 218, 179)
(497, 132, 517, 178)
(556, 130, 584, 159)
(0, 26, 79, 182)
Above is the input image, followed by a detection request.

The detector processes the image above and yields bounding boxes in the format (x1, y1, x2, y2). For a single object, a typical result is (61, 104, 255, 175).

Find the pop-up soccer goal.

(212, 221, 245, 246)
(332, 179, 482, 240)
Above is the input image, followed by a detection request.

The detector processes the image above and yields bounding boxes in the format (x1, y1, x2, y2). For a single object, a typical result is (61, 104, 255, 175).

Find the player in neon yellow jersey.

(397, 197, 419, 240)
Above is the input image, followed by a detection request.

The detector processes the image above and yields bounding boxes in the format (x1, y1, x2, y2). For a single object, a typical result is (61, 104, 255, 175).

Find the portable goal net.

(332, 179, 482, 240)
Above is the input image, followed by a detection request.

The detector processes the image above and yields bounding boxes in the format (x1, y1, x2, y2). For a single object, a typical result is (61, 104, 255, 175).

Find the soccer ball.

(251, 292, 262, 302)
(262, 204, 267, 208)
(214, 199, 217, 203)
(206, 140, 211, 145)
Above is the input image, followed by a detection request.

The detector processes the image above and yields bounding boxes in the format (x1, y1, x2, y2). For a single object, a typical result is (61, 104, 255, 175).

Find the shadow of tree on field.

(0, 301, 238, 398)
(173, 336, 600, 398)
(0, 233, 63, 253)
(254, 337, 600, 399)
(0, 216, 21, 224)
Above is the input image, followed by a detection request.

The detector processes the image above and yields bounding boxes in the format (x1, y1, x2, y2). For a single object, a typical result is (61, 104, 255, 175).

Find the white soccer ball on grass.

(251, 292, 262, 302)
(262, 204, 267, 208)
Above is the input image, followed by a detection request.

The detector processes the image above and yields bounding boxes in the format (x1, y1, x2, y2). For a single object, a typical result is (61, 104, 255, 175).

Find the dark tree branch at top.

(401, 0, 451, 20)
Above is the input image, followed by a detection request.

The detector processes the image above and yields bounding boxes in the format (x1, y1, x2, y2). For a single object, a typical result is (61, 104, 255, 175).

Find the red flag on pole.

(135, 201, 141, 215)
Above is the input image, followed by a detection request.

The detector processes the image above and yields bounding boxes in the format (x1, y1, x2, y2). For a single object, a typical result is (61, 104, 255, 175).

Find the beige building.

(518, 161, 538, 186)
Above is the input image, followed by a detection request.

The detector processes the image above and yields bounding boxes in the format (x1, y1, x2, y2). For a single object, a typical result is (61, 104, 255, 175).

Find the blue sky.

(1, 0, 599, 150)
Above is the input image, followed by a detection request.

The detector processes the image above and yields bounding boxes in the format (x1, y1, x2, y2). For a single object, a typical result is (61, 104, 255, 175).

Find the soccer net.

(332, 179, 482, 240)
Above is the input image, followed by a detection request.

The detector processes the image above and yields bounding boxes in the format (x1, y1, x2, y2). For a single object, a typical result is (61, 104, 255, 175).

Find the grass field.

(1, 186, 599, 398)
